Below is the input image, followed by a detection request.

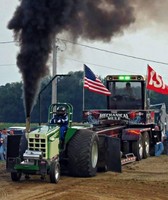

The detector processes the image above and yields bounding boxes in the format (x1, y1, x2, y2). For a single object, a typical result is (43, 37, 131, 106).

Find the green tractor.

(6, 103, 101, 183)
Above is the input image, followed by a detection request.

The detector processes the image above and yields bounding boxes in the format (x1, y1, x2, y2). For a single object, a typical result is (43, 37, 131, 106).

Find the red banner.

(146, 65, 168, 94)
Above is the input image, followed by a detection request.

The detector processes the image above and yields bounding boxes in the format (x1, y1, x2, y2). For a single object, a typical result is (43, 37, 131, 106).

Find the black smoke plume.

(8, 0, 135, 117)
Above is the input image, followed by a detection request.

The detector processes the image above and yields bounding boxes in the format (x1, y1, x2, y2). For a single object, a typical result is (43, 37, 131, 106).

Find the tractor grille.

(28, 138, 46, 158)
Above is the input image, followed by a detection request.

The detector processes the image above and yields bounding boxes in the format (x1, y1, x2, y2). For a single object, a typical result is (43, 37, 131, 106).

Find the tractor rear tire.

(142, 131, 150, 159)
(50, 160, 60, 184)
(67, 129, 99, 177)
(132, 134, 143, 161)
(11, 171, 22, 182)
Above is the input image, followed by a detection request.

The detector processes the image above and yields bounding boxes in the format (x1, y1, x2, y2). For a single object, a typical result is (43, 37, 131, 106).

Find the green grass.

(0, 123, 39, 130)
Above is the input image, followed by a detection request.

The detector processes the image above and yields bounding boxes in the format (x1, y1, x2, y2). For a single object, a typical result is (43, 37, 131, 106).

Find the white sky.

(1, 0, 168, 86)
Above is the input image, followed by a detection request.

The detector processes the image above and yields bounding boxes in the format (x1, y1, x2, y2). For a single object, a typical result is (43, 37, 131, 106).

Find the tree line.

(0, 70, 168, 124)
(0, 71, 106, 123)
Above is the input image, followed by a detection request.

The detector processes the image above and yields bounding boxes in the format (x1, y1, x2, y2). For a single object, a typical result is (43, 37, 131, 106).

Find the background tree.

(0, 71, 167, 123)
(0, 82, 24, 122)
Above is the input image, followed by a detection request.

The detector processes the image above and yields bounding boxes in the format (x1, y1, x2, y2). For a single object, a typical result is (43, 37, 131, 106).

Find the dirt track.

(0, 155, 168, 200)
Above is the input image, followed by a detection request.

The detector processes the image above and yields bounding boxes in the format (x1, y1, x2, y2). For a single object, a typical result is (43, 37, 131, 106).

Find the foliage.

(1, 71, 167, 124)
(0, 71, 106, 123)
(0, 82, 24, 122)
(149, 91, 168, 109)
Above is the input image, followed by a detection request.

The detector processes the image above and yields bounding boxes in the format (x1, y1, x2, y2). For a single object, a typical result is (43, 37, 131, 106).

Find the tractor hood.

(29, 125, 60, 138)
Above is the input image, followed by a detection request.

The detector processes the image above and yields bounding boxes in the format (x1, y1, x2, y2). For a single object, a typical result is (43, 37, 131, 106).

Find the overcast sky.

(1, 0, 168, 86)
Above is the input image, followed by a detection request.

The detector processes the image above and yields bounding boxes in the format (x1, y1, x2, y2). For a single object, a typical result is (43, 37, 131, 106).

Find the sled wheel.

(67, 129, 99, 177)
(50, 160, 60, 184)
(132, 134, 143, 161)
(142, 131, 150, 159)
(11, 171, 22, 182)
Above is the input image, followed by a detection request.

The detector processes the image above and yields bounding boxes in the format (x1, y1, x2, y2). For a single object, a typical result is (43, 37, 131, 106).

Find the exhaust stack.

(26, 116, 30, 138)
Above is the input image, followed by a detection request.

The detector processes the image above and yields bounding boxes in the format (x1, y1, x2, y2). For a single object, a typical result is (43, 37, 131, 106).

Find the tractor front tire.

(67, 129, 99, 177)
(50, 160, 60, 184)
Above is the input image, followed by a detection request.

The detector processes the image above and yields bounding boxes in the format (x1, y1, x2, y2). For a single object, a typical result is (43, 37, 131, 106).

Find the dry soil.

(0, 155, 168, 200)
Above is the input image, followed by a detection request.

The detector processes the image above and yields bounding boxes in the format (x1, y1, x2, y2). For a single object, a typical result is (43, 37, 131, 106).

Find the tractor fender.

(65, 126, 88, 144)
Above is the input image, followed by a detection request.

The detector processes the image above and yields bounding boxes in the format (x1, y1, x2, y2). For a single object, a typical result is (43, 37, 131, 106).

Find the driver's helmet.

(56, 106, 66, 116)
(126, 82, 131, 88)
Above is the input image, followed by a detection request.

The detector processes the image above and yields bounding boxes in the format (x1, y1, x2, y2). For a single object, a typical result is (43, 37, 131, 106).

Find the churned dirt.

(0, 155, 168, 200)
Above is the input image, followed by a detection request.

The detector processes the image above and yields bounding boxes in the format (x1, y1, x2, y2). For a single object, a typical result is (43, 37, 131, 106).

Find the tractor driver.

(124, 82, 135, 98)
(50, 106, 68, 149)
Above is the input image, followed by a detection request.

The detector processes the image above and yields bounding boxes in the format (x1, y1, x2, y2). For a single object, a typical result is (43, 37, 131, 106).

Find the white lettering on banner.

(99, 113, 129, 120)
(149, 70, 165, 89)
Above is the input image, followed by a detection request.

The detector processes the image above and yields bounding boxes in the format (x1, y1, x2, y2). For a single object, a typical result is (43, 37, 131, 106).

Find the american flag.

(84, 65, 111, 96)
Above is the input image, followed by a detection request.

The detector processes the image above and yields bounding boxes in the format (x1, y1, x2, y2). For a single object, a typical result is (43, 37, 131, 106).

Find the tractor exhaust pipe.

(26, 116, 30, 138)
(26, 116, 30, 132)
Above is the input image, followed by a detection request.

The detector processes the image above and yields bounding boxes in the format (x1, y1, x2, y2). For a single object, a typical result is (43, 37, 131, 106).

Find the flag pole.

(146, 64, 149, 109)
(83, 64, 85, 111)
